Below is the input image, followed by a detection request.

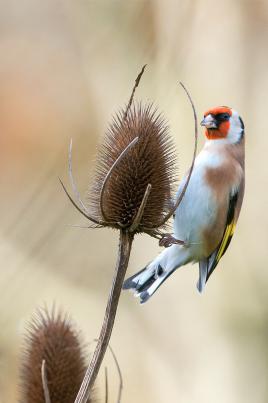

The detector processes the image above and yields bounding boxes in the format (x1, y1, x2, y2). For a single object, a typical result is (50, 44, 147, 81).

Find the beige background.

(0, 1, 267, 402)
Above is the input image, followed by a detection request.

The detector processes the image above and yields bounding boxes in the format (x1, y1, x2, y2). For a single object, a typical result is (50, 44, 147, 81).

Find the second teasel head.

(19, 308, 94, 403)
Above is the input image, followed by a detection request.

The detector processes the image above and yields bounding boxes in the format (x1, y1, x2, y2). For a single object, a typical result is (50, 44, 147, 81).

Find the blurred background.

(0, 0, 267, 402)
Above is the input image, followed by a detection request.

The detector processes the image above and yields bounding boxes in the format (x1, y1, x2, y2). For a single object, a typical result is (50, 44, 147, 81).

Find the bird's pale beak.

(200, 114, 217, 129)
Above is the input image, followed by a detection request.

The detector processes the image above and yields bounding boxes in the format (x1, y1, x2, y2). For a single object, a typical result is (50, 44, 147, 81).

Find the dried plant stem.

(123, 65, 146, 120)
(41, 360, 51, 403)
(108, 345, 123, 403)
(68, 139, 89, 213)
(75, 230, 133, 403)
(60, 179, 104, 226)
(93, 342, 123, 403)
(155, 81, 198, 227)
(129, 183, 152, 232)
(104, 367, 108, 403)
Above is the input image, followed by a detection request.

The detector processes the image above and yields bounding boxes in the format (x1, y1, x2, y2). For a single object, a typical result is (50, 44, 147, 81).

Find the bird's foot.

(159, 233, 185, 248)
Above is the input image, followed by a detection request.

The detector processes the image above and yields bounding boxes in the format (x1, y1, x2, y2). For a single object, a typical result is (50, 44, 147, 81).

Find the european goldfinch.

(123, 106, 245, 303)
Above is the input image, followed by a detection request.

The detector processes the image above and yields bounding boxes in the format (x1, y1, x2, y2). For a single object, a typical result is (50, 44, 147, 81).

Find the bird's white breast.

(173, 145, 224, 259)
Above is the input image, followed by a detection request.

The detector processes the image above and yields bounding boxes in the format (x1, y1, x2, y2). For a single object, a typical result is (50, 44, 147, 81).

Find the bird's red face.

(201, 106, 232, 140)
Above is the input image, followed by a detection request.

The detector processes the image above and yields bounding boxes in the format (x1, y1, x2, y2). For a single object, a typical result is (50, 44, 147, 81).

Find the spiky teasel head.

(60, 65, 197, 241)
(20, 308, 94, 403)
(89, 102, 177, 232)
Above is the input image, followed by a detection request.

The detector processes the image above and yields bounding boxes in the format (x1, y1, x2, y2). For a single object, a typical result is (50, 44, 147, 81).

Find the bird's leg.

(159, 233, 186, 248)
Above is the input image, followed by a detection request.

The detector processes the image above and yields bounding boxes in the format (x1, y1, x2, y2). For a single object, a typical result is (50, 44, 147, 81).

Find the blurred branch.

(104, 367, 108, 403)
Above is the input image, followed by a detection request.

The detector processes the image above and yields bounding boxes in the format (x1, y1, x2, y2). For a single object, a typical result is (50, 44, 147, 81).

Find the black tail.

(123, 265, 175, 303)
(122, 267, 148, 291)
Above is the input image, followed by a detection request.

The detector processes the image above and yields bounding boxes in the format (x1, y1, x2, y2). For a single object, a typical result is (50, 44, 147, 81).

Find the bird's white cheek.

(227, 116, 243, 144)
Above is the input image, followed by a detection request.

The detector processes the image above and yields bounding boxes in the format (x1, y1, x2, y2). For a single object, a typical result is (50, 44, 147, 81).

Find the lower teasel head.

(20, 308, 94, 403)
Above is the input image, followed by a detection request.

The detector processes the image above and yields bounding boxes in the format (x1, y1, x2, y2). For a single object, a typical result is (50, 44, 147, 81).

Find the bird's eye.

(216, 113, 230, 121)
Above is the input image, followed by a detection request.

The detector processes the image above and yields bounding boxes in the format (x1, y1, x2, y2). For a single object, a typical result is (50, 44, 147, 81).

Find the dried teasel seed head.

(89, 102, 177, 233)
(20, 308, 94, 403)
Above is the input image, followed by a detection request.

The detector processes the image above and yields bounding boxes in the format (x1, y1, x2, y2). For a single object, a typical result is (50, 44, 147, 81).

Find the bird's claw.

(159, 234, 185, 248)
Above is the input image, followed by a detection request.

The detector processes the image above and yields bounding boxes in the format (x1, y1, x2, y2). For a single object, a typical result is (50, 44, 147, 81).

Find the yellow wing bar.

(215, 220, 236, 266)
(205, 191, 238, 282)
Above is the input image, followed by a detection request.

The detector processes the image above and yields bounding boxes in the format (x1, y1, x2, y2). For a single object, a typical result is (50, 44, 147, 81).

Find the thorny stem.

(74, 230, 133, 403)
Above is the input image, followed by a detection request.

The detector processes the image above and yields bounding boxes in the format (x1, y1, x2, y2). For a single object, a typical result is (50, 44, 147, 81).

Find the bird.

(123, 106, 245, 303)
